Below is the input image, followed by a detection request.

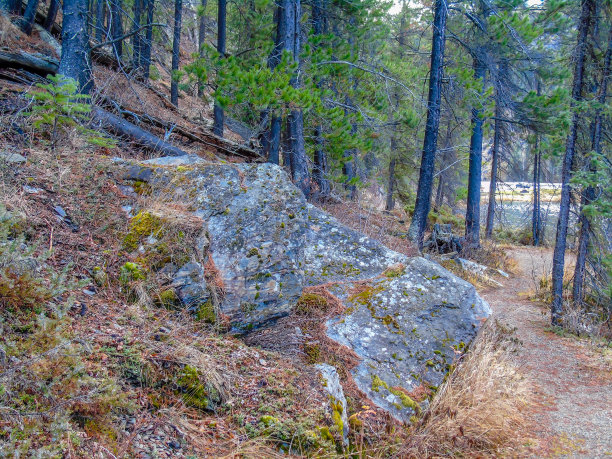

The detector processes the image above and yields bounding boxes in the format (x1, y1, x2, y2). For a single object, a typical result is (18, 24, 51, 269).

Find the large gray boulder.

(124, 159, 490, 422)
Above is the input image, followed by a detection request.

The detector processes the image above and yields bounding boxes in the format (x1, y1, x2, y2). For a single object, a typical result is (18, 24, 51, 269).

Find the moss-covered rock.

(124, 158, 490, 423)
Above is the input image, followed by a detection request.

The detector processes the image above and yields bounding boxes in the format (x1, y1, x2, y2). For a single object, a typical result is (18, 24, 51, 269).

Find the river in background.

(478, 182, 571, 243)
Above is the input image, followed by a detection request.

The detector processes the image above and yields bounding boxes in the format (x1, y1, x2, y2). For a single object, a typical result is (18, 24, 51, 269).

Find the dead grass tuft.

(402, 320, 534, 457)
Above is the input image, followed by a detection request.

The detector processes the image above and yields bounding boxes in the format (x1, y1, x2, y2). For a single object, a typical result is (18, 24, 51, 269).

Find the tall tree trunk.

(532, 135, 541, 245)
(288, 108, 309, 197)
(284, 0, 309, 197)
(20, 0, 40, 35)
(282, 115, 292, 171)
(140, 0, 154, 80)
(464, 54, 486, 247)
(485, 99, 502, 239)
(111, 0, 123, 59)
(311, 0, 330, 198)
(212, 0, 226, 136)
(551, 0, 595, 326)
(132, 0, 142, 72)
(43, 0, 59, 31)
(572, 26, 611, 306)
(170, 0, 182, 106)
(313, 123, 330, 198)
(531, 79, 542, 246)
(434, 121, 452, 212)
(407, 0, 447, 247)
(385, 152, 396, 212)
(59, 0, 92, 94)
(95, 0, 105, 41)
(197, 0, 207, 97)
(343, 98, 358, 201)
(262, 5, 283, 163)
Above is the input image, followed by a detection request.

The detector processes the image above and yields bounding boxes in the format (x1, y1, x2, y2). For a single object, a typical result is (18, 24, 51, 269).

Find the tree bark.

(58, 0, 93, 94)
(43, 0, 59, 31)
(532, 135, 541, 246)
(132, 0, 142, 72)
(95, 0, 105, 41)
(170, 0, 182, 106)
(572, 26, 611, 306)
(313, 122, 330, 198)
(20, 0, 40, 35)
(212, 0, 226, 136)
(268, 0, 309, 195)
(197, 0, 207, 97)
(485, 98, 502, 239)
(140, 0, 154, 80)
(551, 0, 595, 326)
(311, 0, 330, 198)
(407, 0, 447, 247)
(531, 78, 542, 246)
(110, 0, 123, 59)
(464, 54, 486, 247)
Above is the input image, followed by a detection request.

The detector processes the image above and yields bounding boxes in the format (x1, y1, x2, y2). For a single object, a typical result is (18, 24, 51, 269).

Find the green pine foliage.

(28, 75, 116, 151)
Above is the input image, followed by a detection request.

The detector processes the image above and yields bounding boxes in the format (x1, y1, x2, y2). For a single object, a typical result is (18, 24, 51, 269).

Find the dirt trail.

(481, 247, 612, 458)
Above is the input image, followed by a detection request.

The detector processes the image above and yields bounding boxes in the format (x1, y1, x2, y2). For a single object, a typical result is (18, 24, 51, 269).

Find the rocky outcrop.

(122, 158, 491, 423)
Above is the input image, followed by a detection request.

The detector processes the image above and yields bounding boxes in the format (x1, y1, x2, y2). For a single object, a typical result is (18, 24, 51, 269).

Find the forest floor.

(482, 247, 612, 458)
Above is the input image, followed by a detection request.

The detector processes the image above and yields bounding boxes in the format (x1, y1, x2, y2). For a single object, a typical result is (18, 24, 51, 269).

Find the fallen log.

(101, 98, 261, 160)
(92, 107, 188, 157)
(0, 50, 59, 76)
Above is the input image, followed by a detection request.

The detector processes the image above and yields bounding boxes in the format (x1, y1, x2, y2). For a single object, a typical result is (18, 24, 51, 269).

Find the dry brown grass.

(401, 320, 534, 458)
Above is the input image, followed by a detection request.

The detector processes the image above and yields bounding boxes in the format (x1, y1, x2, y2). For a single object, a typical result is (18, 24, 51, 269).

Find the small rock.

(53, 205, 79, 232)
(53, 205, 67, 218)
(125, 165, 154, 182)
(171, 262, 210, 309)
(167, 440, 181, 450)
(23, 185, 42, 194)
(0, 152, 27, 164)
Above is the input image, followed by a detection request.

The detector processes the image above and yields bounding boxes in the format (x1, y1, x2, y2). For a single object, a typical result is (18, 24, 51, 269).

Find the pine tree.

(408, 0, 447, 247)
(551, 0, 596, 326)
(170, 0, 182, 106)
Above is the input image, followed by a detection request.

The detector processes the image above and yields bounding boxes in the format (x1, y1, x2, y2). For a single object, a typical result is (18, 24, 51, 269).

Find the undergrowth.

(0, 208, 132, 456)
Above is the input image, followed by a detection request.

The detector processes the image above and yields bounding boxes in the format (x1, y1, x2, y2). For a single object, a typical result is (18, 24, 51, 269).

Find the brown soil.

(482, 247, 612, 458)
